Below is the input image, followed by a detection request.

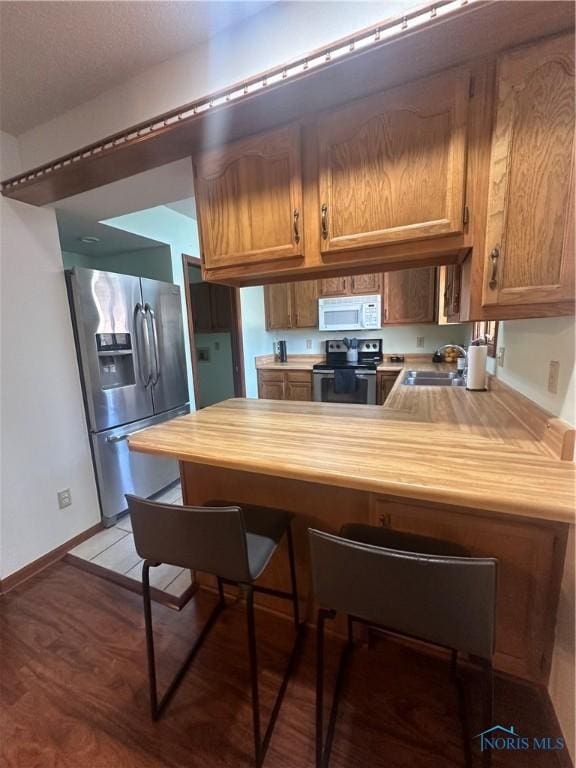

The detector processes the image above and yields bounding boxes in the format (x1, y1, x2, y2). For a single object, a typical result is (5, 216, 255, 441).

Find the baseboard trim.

(542, 688, 574, 768)
(0, 522, 103, 595)
(65, 554, 197, 611)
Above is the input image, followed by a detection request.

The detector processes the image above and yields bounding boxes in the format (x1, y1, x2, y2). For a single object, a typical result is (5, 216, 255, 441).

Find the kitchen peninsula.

(129, 376, 575, 687)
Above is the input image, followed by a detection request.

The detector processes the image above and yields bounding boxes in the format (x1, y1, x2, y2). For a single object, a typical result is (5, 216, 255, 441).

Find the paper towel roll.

(466, 345, 488, 391)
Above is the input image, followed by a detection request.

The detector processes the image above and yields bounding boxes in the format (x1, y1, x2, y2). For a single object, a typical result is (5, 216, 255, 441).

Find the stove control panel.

(326, 339, 383, 354)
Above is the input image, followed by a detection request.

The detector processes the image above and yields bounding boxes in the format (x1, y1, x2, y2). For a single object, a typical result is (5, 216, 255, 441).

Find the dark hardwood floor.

(0, 563, 564, 768)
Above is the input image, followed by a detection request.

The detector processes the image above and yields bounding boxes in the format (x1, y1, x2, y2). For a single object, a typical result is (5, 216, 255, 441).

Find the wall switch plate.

(416, 336, 425, 348)
(548, 361, 560, 394)
(306, 339, 312, 350)
(497, 347, 505, 367)
(57, 489, 72, 509)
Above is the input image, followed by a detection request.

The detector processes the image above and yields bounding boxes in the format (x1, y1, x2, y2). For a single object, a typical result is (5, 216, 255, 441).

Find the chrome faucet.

(436, 344, 467, 380)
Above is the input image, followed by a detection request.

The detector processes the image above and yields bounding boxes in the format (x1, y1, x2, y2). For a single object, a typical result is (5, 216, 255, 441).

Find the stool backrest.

(126, 495, 252, 583)
(309, 528, 497, 658)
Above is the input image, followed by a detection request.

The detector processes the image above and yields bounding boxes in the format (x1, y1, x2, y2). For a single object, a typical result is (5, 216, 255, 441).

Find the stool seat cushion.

(339, 523, 470, 558)
(205, 501, 293, 580)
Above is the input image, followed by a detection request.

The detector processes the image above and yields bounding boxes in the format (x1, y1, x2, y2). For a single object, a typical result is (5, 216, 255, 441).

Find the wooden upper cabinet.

(264, 283, 292, 330)
(383, 267, 437, 324)
(316, 66, 471, 254)
(264, 280, 318, 329)
(350, 273, 382, 294)
(292, 280, 319, 328)
(483, 33, 575, 308)
(194, 124, 304, 270)
(319, 277, 349, 296)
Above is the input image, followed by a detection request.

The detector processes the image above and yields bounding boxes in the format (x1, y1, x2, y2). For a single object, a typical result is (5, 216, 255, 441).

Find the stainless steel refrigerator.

(66, 267, 189, 526)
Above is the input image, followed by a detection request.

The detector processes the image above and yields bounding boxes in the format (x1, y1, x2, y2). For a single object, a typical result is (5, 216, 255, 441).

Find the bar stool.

(309, 523, 498, 768)
(126, 494, 304, 767)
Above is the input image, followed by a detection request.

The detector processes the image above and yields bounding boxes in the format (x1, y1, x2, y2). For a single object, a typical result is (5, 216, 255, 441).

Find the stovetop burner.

(313, 338, 383, 372)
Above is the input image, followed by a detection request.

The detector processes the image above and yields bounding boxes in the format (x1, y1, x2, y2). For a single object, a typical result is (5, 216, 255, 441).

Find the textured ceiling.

(0, 0, 275, 135)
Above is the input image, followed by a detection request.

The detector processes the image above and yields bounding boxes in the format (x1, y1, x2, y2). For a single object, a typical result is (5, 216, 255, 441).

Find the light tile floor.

(67, 482, 192, 602)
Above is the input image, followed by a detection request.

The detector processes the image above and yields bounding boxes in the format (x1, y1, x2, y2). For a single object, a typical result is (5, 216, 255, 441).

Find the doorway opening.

(182, 254, 245, 409)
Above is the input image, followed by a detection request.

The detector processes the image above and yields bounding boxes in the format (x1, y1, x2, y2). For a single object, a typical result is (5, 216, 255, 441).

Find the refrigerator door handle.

(145, 303, 161, 385)
(134, 303, 152, 387)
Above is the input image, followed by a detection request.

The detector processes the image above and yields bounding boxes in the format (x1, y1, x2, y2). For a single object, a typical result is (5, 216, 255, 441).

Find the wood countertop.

(255, 354, 426, 372)
(129, 388, 575, 524)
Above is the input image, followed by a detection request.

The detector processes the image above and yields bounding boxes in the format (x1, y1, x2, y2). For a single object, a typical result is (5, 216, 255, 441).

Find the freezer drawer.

(91, 405, 189, 524)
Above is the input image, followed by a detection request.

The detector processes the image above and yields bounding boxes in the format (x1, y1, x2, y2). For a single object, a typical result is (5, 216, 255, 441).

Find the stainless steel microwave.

(318, 294, 382, 331)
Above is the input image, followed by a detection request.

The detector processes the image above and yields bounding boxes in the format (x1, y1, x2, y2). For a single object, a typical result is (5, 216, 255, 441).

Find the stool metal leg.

(316, 609, 352, 768)
(482, 659, 494, 768)
(142, 560, 224, 721)
(286, 524, 300, 630)
(244, 583, 305, 767)
(143, 561, 159, 720)
(217, 575, 225, 606)
(452, 649, 473, 768)
(246, 586, 262, 767)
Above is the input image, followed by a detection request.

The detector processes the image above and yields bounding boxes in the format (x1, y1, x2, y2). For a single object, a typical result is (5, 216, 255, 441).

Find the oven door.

(313, 371, 376, 404)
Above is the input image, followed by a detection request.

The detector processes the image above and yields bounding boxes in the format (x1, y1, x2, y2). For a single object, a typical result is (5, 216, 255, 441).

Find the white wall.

(195, 332, 236, 408)
(486, 317, 575, 425)
(15, 1, 415, 169)
(0, 192, 100, 578)
(240, 285, 471, 398)
(62, 245, 173, 283)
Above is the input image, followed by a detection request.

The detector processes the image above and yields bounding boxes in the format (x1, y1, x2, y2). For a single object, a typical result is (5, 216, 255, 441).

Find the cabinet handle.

(321, 203, 329, 240)
(293, 208, 300, 244)
(383, 307, 388, 321)
(489, 247, 499, 290)
(378, 513, 391, 527)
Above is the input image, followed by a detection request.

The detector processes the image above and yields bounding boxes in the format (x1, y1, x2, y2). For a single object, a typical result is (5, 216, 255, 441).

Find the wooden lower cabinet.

(371, 496, 567, 684)
(377, 372, 399, 405)
(258, 369, 312, 401)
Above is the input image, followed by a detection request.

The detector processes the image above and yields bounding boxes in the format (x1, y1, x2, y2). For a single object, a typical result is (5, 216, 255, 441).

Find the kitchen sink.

(403, 370, 466, 387)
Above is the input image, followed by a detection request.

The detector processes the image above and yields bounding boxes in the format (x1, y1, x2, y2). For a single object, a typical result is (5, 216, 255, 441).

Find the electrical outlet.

(214, 341, 220, 351)
(306, 339, 312, 350)
(416, 336, 425, 348)
(548, 361, 560, 394)
(497, 346, 505, 367)
(57, 489, 72, 509)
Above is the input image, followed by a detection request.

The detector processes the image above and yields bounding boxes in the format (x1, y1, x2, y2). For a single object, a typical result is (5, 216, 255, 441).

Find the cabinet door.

(383, 268, 436, 324)
(209, 284, 232, 331)
(319, 277, 350, 296)
(443, 264, 461, 323)
(377, 373, 398, 405)
(350, 273, 382, 295)
(285, 372, 312, 401)
(190, 282, 212, 332)
(483, 34, 575, 307)
(195, 124, 304, 270)
(371, 497, 561, 683)
(264, 283, 293, 330)
(292, 280, 319, 328)
(317, 67, 470, 253)
(258, 371, 285, 400)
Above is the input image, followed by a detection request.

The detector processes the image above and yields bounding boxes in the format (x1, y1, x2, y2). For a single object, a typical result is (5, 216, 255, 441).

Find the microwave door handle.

(145, 303, 160, 385)
(134, 303, 152, 387)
